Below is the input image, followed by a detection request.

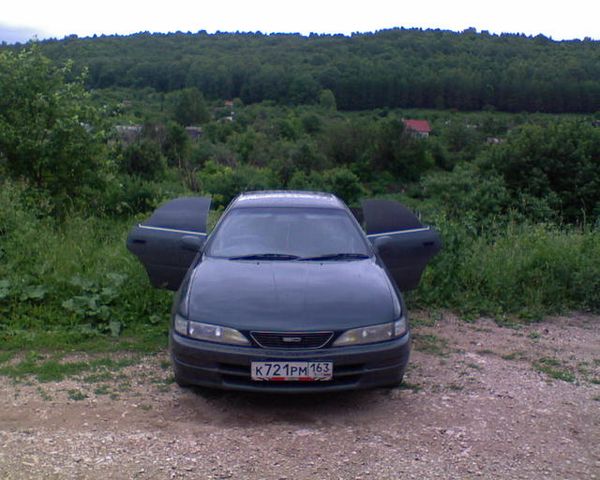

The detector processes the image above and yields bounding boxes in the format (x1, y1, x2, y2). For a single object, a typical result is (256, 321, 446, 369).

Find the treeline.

(23, 28, 600, 113)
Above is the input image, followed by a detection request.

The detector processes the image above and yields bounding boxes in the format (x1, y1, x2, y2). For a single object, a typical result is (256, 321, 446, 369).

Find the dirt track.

(1, 313, 599, 479)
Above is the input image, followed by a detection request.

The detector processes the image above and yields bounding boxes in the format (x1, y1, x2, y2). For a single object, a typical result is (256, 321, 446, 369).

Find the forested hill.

(33, 28, 600, 113)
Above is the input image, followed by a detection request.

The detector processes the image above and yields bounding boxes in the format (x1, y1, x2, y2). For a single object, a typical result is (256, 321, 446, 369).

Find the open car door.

(127, 197, 211, 291)
(362, 199, 441, 291)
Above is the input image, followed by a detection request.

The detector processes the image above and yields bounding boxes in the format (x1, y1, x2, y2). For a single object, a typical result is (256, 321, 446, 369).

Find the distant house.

(115, 125, 143, 145)
(403, 119, 432, 138)
(115, 124, 203, 144)
(185, 126, 203, 141)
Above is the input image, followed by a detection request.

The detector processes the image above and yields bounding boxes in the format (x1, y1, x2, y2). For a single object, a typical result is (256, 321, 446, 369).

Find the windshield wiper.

(228, 253, 301, 261)
(299, 253, 370, 261)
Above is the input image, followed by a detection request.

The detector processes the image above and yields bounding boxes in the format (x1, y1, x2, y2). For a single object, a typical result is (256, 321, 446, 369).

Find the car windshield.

(207, 207, 371, 259)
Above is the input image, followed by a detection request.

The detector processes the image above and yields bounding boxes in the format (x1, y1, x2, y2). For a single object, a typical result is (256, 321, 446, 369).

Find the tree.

(481, 121, 600, 223)
(0, 46, 106, 207)
(370, 118, 433, 181)
(163, 122, 191, 168)
(319, 89, 337, 111)
(172, 87, 210, 126)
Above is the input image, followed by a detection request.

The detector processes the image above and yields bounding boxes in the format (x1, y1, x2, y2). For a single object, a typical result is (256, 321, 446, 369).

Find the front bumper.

(170, 330, 411, 393)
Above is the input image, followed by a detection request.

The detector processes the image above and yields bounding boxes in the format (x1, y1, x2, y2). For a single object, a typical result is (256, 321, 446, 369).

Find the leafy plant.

(62, 274, 128, 336)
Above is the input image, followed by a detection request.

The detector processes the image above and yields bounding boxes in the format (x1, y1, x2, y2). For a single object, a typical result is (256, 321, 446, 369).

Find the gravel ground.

(0, 313, 599, 479)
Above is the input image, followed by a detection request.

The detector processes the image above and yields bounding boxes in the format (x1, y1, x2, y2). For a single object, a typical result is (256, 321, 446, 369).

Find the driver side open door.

(362, 199, 441, 291)
(126, 197, 211, 291)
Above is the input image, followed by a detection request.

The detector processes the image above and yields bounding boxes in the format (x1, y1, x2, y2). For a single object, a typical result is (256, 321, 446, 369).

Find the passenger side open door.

(362, 199, 441, 291)
(126, 197, 211, 291)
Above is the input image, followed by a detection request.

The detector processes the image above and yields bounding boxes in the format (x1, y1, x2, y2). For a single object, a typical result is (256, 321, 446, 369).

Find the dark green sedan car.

(127, 191, 440, 392)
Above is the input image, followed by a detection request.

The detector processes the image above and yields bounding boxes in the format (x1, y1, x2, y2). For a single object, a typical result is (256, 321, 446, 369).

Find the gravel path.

(1, 313, 599, 479)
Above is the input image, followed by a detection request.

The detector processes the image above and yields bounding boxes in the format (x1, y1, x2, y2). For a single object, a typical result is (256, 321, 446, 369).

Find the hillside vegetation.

(1, 39, 599, 353)
(24, 28, 600, 113)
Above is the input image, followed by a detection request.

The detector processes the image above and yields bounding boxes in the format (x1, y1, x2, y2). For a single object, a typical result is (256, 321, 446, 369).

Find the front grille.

(250, 331, 334, 349)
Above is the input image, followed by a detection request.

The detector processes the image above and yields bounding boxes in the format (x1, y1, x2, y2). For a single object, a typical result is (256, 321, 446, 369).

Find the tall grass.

(0, 183, 171, 351)
(413, 218, 600, 319)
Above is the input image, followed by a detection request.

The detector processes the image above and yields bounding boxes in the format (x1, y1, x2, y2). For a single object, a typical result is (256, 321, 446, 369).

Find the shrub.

(0, 193, 172, 344)
(481, 121, 600, 224)
(412, 220, 600, 318)
(119, 140, 167, 180)
(95, 175, 186, 216)
(0, 46, 108, 212)
(421, 163, 510, 225)
(197, 161, 278, 207)
(171, 87, 210, 126)
(288, 167, 365, 205)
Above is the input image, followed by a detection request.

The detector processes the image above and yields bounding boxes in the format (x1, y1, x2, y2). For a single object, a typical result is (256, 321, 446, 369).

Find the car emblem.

(282, 336, 303, 343)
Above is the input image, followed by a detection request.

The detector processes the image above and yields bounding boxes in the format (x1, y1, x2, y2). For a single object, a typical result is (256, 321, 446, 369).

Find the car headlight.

(332, 317, 407, 347)
(174, 314, 250, 346)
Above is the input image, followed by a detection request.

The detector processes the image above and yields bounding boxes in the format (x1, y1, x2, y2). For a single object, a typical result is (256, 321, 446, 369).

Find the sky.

(1, 0, 598, 43)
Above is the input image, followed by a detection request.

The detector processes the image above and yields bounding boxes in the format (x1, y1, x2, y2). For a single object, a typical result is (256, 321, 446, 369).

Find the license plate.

(251, 361, 333, 381)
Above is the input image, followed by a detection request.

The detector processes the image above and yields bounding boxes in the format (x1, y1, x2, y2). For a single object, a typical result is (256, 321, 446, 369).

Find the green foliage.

(301, 113, 323, 134)
(287, 167, 365, 205)
(163, 121, 191, 167)
(481, 121, 600, 224)
(287, 139, 328, 173)
(0, 46, 107, 212)
(171, 87, 210, 125)
(533, 357, 576, 383)
(370, 117, 434, 180)
(318, 89, 337, 111)
(421, 163, 510, 224)
(198, 161, 278, 207)
(413, 220, 600, 317)
(97, 175, 185, 216)
(35, 30, 600, 113)
(119, 139, 167, 180)
(0, 182, 171, 349)
(61, 274, 127, 336)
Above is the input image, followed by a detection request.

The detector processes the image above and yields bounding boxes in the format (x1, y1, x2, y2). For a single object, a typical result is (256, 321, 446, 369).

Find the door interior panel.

(126, 197, 211, 290)
(362, 199, 441, 291)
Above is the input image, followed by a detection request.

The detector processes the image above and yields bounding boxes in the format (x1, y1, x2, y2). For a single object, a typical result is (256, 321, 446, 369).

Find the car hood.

(185, 257, 397, 331)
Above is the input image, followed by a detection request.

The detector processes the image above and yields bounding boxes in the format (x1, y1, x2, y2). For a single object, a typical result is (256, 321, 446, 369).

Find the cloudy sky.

(1, 0, 597, 43)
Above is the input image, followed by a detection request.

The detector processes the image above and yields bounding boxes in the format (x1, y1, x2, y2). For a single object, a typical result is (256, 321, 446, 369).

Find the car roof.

(230, 191, 347, 209)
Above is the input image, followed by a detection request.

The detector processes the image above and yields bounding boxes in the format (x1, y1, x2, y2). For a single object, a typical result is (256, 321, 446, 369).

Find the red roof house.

(403, 119, 432, 137)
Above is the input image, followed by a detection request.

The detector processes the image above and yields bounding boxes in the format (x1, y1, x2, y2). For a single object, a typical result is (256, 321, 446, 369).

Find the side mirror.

(181, 235, 205, 252)
(373, 235, 393, 252)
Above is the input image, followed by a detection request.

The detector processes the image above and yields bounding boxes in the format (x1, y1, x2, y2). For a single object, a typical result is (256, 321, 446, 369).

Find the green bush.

(95, 175, 187, 216)
(119, 140, 167, 180)
(0, 47, 108, 213)
(288, 167, 365, 205)
(421, 163, 510, 225)
(197, 161, 278, 207)
(481, 121, 600, 224)
(0, 186, 171, 348)
(412, 220, 600, 318)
